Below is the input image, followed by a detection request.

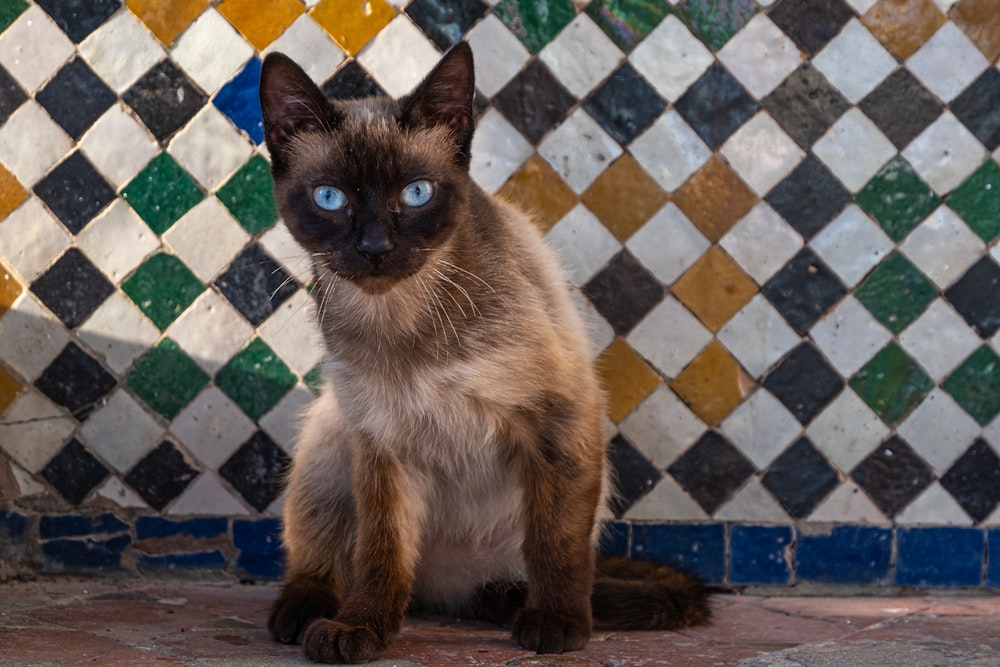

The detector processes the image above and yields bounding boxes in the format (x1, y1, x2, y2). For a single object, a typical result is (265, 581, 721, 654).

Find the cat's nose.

(357, 224, 394, 264)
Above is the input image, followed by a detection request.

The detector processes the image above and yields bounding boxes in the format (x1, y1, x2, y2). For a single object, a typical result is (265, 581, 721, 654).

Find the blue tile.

(137, 550, 227, 571)
(233, 518, 284, 579)
(41, 535, 130, 573)
(897, 527, 984, 587)
(214, 58, 263, 144)
(136, 516, 227, 540)
(796, 526, 891, 585)
(0, 511, 31, 544)
(39, 513, 128, 539)
(630, 523, 726, 585)
(599, 520, 630, 558)
(987, 529, 1000, 588)
(730, 525, 792, 585)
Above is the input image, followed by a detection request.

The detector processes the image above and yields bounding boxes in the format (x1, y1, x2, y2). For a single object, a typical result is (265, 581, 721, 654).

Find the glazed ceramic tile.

(625, 203, 710, 285)
(812, 19, 897, 104)
(258, 383, 314, 452)
(596, 337, 661, 423)
(897, 389, 980, 473)
(629, 15, 713, 102)
(126, 0, 211, 46)
(671, 246, 758, 332)
(79, 104, 159, 188)
(171, 9, 255, 95)
(258, 223, 314, 283)
(164, 290, 253, 375)
(900, 299, 983, 381)
(166, 472, 250, 515)
(310, 0, 395, 56)
(905, 22, 988, 103)
(806, 389, 889, 472)
(538, 108, 622, 193)
(169, 386, 257, 468)
(671, 156, 759, 242)
(498, 155, 577, 232)
(95, 476, 149, 509)
(0, 5, 74, 91)
(717, 15, 801, 99)
(357, 16, 440, 98)
(619, 386, 707, 469)
(950, 0, 1000, 62)
(860, 0, 946, 60)
(807, 480, 889, 524)
(545, 204, 622, 286)
(810, 296, 893, 377)
(895, 482, 973, 525)
(77, 201, 159, 283)
(809, 204, 894, 287)
(813, 108, 896, 192)
(720, 113, 805, 197)
(629, 110, 712, 192)
(902, 112, 988, 195)
(469, 108, 533, 193)
(720, 202, 803, 285)
(713, 478, 791, 523)
(627, 296, 712, 377)
(0, 101, 71, 187)
(217, 0, 302, 51)
(163, 200, 252, 284)
(539, 13, 622, 98)
(899, 206, 984, 289)
(167, 107, 253, 190)
(0, 390, 75, 472)
(669, 340, 750, 427)
(77, 292, 160, 374)
(80, 389, 164, 473)
(257, 290, 323, 377)
(581, 155, 668, 242)
(0, 197, 71, 282)
(465, 14, 530, 97)
(717, 294, 800, 378)
(78, 9, 165, 93)
(262, 15, 345, 83)
(625, 477, 708, 521)
(721, 389, 800, 468)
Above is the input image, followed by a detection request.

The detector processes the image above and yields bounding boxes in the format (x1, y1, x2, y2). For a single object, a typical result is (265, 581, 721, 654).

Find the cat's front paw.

(303, 618, 388, 664)
(512, 607, 591, 654)
(268, 585, 339, 644)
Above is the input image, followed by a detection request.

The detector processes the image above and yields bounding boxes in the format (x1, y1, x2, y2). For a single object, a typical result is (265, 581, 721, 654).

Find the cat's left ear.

(402, 42, 476, 163)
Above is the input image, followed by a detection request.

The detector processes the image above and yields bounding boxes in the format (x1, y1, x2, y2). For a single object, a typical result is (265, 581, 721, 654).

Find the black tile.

(33, 343, 116, 421)
(768, 0, 854, 55)
(583, 63, 665, 146)
(35, 0, 121, 43)
(405, 0, 488, 50)
(30, 248, 114, 329)
(214, 243, 298, 327)
(41, 438, 109, 505)
(950, 68, 1000, 152)
(860, 69, 943, 150)
(124, 441, 199, 511)
(493, 59, 576, 145)
(674, 63, 759, 149)
(36, 58, 116, 140)
(122, 60, 206, 143)
(763, 64, 850, 150)
(667, 430, 755, 515)
(0, 63, 27, 125)
(219, 431, 290, 512)
(33, 152, 116, 234)
(761, 437, 839, 518)
(944, 256, 1000, 338)
(322, 60, 385, 100)
(940, 439, 1000, 523)
(473, 89, 490, 118)
(582, 249, 665, 335)
(763, 344, 844, 424)
(762, 248, 847, 334)
(607, 434, 662, 517)
(765, 154, 852, 238)
(851, 435, 934, 518)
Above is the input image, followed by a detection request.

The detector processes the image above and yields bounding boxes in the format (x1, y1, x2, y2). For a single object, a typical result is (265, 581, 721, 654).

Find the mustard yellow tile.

(671, 246, 758, 332)
(670, 340, 751, 426)
(310, 0, 395, 56)
(0, 163, 27, 221)
(671, 156, 758, 243)
(582, 154, 668, 242)
(862, 0, 946, 60)
(218, 0, 303, 51)
(498, 155, 578, 234)
(0, 363, 22, 417)
(0, 261, 21, 315)
(597, 337, 662, 423)
(950, 0, 1000, 62)
(127, 0, 211, 45)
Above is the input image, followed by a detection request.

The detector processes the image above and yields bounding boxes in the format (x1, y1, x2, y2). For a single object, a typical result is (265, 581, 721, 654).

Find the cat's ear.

(402, 42, 476, 162)
(259, 53, 338, 171)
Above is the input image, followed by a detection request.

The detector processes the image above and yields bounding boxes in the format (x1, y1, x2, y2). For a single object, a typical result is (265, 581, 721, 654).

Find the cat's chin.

(352, 274, 403, 295)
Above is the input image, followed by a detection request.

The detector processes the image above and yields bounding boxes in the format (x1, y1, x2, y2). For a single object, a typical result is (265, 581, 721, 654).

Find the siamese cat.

(259, 43, 709, 664)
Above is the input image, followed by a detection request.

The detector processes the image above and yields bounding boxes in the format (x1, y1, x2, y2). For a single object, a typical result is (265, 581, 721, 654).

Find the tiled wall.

(1, 0, 999, 586)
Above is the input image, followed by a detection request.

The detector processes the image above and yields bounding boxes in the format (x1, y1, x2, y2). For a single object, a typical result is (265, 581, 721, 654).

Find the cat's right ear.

(259, 53, 338, 172)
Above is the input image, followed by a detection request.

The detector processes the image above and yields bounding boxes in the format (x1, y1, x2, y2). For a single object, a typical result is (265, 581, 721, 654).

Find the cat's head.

(259, 44, 476, 294)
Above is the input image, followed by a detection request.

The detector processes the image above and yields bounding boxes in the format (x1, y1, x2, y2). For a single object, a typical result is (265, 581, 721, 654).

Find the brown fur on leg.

(591, 557, 711, 630)
(268, 575, 341, 644)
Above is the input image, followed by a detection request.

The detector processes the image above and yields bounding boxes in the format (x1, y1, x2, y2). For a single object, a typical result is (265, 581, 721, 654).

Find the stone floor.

(1, 579, 999, 666)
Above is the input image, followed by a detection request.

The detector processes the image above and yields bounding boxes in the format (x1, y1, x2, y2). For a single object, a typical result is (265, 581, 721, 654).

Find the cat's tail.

(591, 557, 711, 630)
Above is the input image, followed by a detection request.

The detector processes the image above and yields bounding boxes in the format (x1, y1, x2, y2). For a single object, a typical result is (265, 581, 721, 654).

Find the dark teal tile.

(674, 0, 757, 51)
(494, 0, 577, 54)
(849, 342, 934, 426)
(943, 345, 1000, 426)
(585, 0, 670, 51)
(121, 153, 204, 235)
(121, 252, 204, 330)
(126, 338, 209, 419)
(215, 338, 296, 421)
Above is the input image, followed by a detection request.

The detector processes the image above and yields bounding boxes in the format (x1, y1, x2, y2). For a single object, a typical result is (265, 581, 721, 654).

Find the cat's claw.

(268, 586, 339, 645)
(512, 607, 591, 655)
(303, 618, 388, 664)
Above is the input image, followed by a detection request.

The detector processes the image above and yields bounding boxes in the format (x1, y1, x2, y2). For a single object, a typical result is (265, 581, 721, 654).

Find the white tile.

(545, 204, 622, 286)
(163, 199, 252, 283)
(626, 203, 709, 285)
(572, 287, 615, 358)
(900, 206, 984, 289)
(714, 478, 791, 522)
(7, 459, 47, 498)
(897, 389, 980, 473)
(0, 197, 71, 282)
(465, 14, 530, 97)
(843, 0, 878, 12)
(809, 204, 894, 288)
(721, 389, 801, 468)
(810, 296, 893, 377)
(0, 6, 74, 91)
(806, 480, 889, 525)
(0, 101, 72, 187)
(0, 294, 69, 382)
(906, 22, 989, 103)
(259, 384, 315, 453)
(718, 294, 800, 378)
(168, 107, 253, 190)
(806, 389, 889, 472)
(95, 476, 148, 509)
(259, 222, 314, 284)
(813, 108, 896, 192)
(900, 299, 982, 381)
(629, 110, 711, 192)
(627, 296, 713, 377)
(171, 9, 255, 94)
(258, 290, 324, 376)
(79, 104, 159, 188)
(717, 15, 801, 98)
(812, 19, 897, 103)
(77, 200, 160, 283)
(902, 112, 988, 195)
(167, 472, 250, 516)
(629, 15, 713, 102)
(358, 16, 441, 98)
(80, 389, 164, 473)
(0, 390, 75, 472)
(896, 482, 973, 525)
(619, 386, 707, 469)
(164, 290, 253, 375)
(625, 477, 708, 521)
(538, 109, 622, 193)
(470, 109, 533, 193)
(263, 15, 345, 83)
(170, 386, 257, 468)
(78, 292, 160, 374)
(78, 9, 165, 93)
(721, 113, 805, 197)
(539, 13, 622, 98)
(720, 202, 803, 284)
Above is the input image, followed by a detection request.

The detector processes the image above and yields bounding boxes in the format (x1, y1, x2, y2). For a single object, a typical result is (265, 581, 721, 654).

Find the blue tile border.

(896, 527, 984, 588)
(730, 525, 792, 585)
(987, 529, 1000, 588)
(631, 523, 726, 585)
(796, 526, 892, 585)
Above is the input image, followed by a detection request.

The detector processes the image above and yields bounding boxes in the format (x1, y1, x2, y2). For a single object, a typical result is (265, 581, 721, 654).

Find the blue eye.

(313, 186, 346, 211)
(400, 180, 434, 207)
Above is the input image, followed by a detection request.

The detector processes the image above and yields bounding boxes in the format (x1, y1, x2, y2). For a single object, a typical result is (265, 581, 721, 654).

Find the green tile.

(854, 251, 937, 334)
(585, 0, 670, 51)
(121, 153, 204, 235)
(947, 160, 1000, 243)
(0, 0, 29, 33)
(215, 155, 280, 236)
(127, 338, 209, 419)
(855, 156, 940, 242)
(494, 0, 577, 54)
(215, 337, 296, 421)
(849, 342, 933, 426)
(303, 363, 324, 395)
(943, 345, 1000, 426)
(673, 0, 757, 51)
(121, 252, 204, 330)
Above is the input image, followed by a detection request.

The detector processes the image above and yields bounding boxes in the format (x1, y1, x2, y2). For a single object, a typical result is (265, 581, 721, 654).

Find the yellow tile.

(596, 337, 662, 423)
(671, 156, 758, 243)
(0, 261, 21, 315)
(670, 340, 750, 427)
(671, 246, 758, 332)
(310, 0, 396, 55)
(218, 0, 303, 51)
(498, 155, 578, 234)
(0, 363, 22, 417)
(950, 0, 1000, 62)
(582, 154, 668, 242)
(127, 0, 211, 45)
(862, 0, 946, 60)
(0, 163, 27, 221)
